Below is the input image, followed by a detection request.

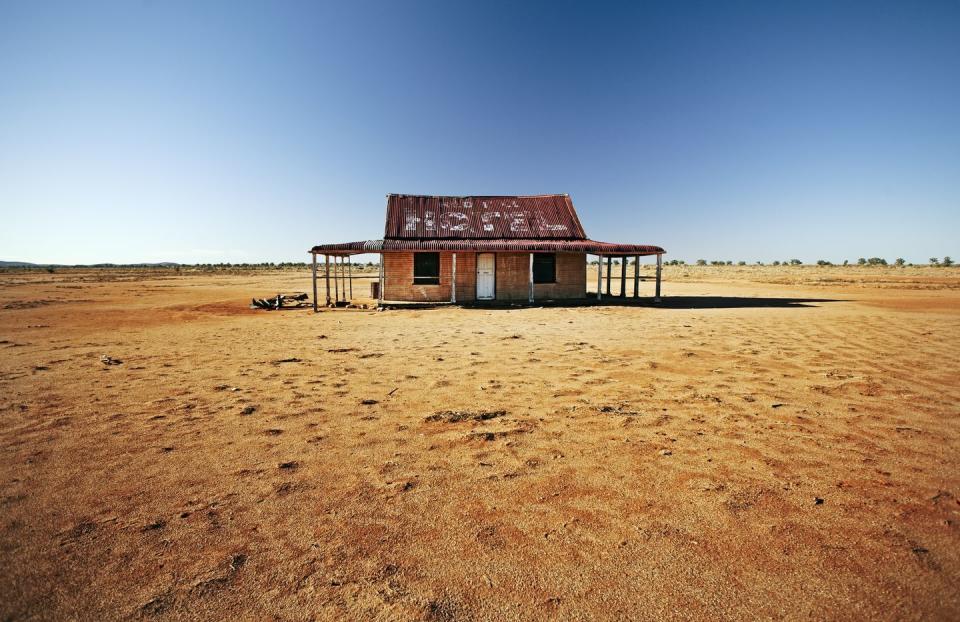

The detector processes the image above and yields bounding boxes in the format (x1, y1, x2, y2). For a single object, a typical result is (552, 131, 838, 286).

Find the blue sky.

(1, 1, 957, 264)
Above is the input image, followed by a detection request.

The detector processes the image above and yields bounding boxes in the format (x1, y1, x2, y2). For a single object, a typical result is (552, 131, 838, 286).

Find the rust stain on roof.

(384, 194, 586, 240)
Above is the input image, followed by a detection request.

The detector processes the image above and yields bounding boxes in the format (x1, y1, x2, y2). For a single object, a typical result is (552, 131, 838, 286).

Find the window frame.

(532, 253, 557, 284)
(412, 252, 441, 285)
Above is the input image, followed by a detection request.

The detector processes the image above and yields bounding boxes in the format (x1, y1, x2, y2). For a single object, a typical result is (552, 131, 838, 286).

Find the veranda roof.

(309, 239, 665, 256)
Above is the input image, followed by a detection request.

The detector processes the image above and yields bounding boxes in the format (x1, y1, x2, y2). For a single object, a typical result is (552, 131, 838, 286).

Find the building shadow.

(373, 296, 846, 311)
(594, 296, 845, 309)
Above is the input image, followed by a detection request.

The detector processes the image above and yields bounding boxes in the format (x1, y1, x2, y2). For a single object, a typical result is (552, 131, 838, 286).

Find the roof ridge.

(386, 193, 569, 199)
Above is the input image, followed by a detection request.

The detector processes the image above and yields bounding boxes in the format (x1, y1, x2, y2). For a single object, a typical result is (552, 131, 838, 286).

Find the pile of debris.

(250, 292, 309, 310)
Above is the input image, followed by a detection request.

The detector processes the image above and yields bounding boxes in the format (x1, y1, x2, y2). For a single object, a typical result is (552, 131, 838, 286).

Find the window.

(533, 253, 556, 283)
(413, 252, 440, 284)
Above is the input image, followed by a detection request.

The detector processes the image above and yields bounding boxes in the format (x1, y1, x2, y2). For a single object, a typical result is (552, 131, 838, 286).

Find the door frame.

(476, 252, 496, 300)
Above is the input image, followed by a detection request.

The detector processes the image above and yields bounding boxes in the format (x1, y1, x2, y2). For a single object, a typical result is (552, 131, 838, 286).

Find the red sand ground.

(1, 266, 958, 620)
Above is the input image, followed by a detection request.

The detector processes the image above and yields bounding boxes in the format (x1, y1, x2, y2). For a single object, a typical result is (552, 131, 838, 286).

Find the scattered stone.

(241, 406, 257, 415)
(425, 410, 507, 423)
(814, 497, 824, 505)
(100, 355, 122, 365)
(771, 403, 786, 409)
(278, 461, 298, 470)
(141, 593, 173, 615)
(659, 449, 672, 456)
(360, 399, 379, 405)
(142, 518, 167, 532)
(272, 357, 301, 364)
(229, 553, 248, 571)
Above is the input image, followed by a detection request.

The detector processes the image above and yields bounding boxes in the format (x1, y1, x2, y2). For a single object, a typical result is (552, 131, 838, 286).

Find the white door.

(476, 253, 495, 300)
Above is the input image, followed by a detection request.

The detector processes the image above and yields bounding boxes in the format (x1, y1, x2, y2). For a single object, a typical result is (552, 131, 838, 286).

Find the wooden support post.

(620, 257, 627, 297)
(311, 252, 318, 312)
(655, 253, 662, 302)
(605, 256, 612, 295)
(633, 255, 640, 297)
(378, 253, 384, 305)
(597, 255, 603, 301)
(348, 257, 353, 300)
(324, 255, 331, 306)
(451, 253, 457, 303)
(333, 256, 339, 302)
(528, 253, 534, 304)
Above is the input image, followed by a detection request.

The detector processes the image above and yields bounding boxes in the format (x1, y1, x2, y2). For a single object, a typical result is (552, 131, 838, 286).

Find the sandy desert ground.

(1, 265, 959, 621)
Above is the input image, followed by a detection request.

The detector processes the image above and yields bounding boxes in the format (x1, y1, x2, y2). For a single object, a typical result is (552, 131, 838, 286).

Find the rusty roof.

(384, 194, 587, 240)
(310, 239, 664, 256)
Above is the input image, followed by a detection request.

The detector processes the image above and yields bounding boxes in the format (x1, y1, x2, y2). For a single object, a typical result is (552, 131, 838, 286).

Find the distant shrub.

(894, 258, 905, 266)
(944, 256, 954, 266)
(696, 259, 707, 266)
(816, 259, 832, 266)
(737, 261, 746, 266)
(772, 260, 781, 266)
(866, 257, 887, 266)
(857, 258, 867, 265)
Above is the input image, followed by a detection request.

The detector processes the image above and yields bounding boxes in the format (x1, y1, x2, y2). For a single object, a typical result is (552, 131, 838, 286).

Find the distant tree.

(894, 258, 905, 266)
(842, 259, 849, 266)
(816, 260, 832, 266)
(737, 261, 746, 266)
(789, 259, 802, 265)
(772, 260, 781, 266)
(944, 256, 954, 266)
(929, 257, 939, 265)
(867, 257, 887, 266)
(696, 259, 707, 266)
(857, 258, 867, 265)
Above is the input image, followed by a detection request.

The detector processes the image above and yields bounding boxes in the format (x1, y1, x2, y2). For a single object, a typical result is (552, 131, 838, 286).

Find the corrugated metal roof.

(384, 194, 587, 240)
(310, 239, 664, 256)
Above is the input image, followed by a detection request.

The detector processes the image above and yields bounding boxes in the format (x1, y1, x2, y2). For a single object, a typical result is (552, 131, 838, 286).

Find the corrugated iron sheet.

(310, 239, 664, 256)
(384, 194, 587, 240)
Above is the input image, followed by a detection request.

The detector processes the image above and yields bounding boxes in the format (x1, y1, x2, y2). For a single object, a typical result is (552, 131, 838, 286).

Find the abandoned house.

(309, 194, 665, 307)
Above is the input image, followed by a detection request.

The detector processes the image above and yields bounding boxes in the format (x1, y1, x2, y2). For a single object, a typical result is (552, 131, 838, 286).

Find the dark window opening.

(533, 253, 556, 284)
(413, 252, 440, 284)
